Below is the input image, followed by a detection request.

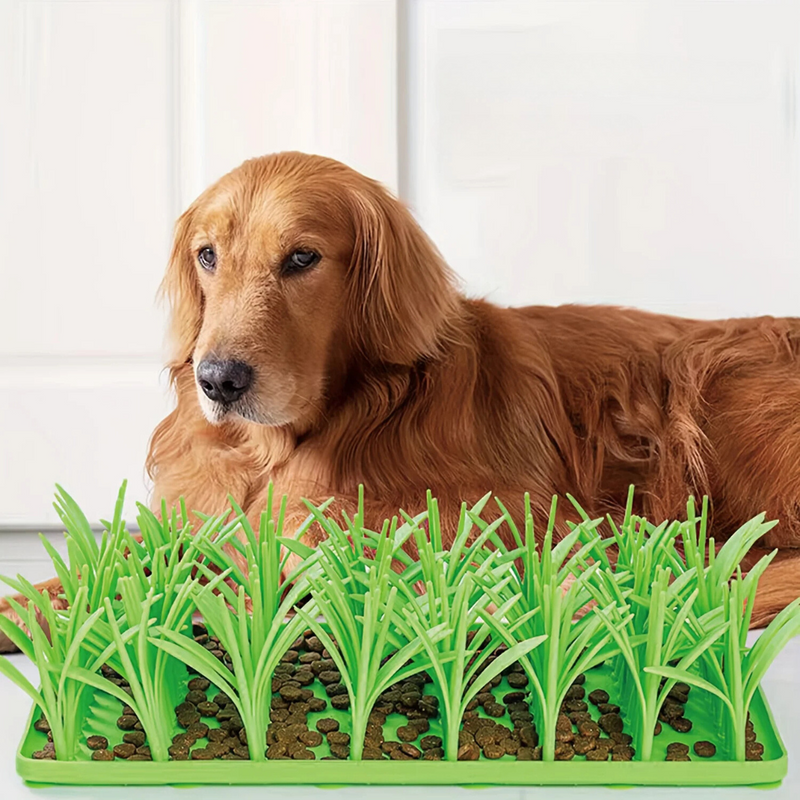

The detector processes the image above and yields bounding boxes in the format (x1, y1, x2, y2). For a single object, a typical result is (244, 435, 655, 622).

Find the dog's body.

(2, 152, 800, 652)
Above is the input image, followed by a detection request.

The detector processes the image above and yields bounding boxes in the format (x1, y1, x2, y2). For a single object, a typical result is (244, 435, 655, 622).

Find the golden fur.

(3, 151, 800, 652)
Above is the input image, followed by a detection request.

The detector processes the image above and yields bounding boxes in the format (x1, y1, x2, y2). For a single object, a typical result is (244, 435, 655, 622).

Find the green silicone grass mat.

(1, 482, 798, 786)
(16, 655, 788, 786)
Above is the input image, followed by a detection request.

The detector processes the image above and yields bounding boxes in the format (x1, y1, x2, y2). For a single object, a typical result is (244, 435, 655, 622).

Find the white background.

(0, 0, 799, 539)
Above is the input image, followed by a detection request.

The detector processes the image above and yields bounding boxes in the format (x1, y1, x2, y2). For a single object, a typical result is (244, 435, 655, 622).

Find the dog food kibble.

(33, 716, 51, 733)
(196, 701, 219, 717)
(598, 713, 624, 734)
(611, 744, 635, 761)
(191, 748, 216, 760)
(670, 717, 693, 733)
(327, 731, 350, 746)
(610, 732, 632, 745)
(422, 748, 444, 761)
(122, 731, 146, 747)
(91, 749, 115, 761)
(566, 684, 586, 701)
(396, 725, 419, 742)
(483, 743, 505, 759)
(420, 735, 443, 750)
(457, 743, 481, 761)
(693, 741, 716, 758)
(654, 721, 662, 736)
(116, 715, 139, 730)
(507, 673, 528, 689)
(554, 742, 575, 761)
(597, 703, 621, 715)
(86, 735, 109, 750)
(746, 741, 765, 760)
(113, 743, 137, 759)
(299, 730, 323, 748)
(177, 710, 201, 728)
(484, 702, 506, 718)
(585, 748, 608, 761)
(573, 736, 596, 755)
(578, 720, 601, 739)
(331, 694, 351, 710)
(588, 689, 609, 706)
(519, 725, 539, 748)
(666, 742, 689, 756)
(185, 690, 207, 705)
(315, 718, 339, 735)
(187, 677, 210, 691)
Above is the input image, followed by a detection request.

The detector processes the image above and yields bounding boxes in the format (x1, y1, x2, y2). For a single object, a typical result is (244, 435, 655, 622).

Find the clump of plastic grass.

(152, 488, 319, 761)
(66, 505, 235, 761)
(397, 494, 547, 762)
(0, 584, 105, 760)
(644, 498, 800, 760)
(42, 482, 129, 611)
(585, 561, 728, 761)
(0, 483, 134, 759)
(295, 492, 452, 761)
(475, 495, 620, 761)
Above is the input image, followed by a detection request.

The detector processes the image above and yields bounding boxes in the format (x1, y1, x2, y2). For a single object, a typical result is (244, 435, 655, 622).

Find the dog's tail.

(750, 550, 800, 628)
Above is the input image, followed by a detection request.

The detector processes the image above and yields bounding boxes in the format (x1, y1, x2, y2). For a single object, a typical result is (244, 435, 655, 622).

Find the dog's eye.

(198, 247, 216, 271)
(284, 250, 320, 274)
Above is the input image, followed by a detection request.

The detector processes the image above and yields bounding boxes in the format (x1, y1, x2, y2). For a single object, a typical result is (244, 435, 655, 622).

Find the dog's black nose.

(196, 359, 253, 404)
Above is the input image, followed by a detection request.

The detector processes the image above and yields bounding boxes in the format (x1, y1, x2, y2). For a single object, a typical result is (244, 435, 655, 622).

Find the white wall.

(405, 0, 800, 319)
(0, 0, 397, 528)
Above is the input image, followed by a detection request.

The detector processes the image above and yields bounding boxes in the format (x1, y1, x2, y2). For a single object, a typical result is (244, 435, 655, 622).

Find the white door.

(0, 0, 398, 541)
(1, 0, 799, 543)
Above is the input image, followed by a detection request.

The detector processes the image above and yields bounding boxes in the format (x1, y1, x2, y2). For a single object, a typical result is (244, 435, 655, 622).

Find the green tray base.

(16, 664, 788, 787)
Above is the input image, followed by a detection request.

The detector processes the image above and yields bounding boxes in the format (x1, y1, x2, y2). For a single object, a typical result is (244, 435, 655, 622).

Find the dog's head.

(164, 153, 458, 429)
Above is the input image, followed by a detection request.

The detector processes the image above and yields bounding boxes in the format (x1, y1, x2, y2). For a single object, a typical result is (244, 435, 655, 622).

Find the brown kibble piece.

(578, 721, 600, 739)
(598, 713, 624, 734)
(573, 736, 596, 755)
(457, 742, 480, 761)
(316, 718, 339, 734)
(483, 743, 505, 759)
(117, 715, 139, 730)
(331, 695, 351, 710)
(197, 701, 219, 717)
(123, 731, 146, 747)
(327, 731, 350, 746)
(484, 702, 506, 718)
(670, 717, 693, 733)
(666, 742, 689, 755)
(397, 725, 419, 742)
(693, 741, 716, 758)
(191, 748, 215, 760)
(420, 735, 443, 751)
(554, 742, 575, 760)
(87, 735, 109, 750)
(586, 748, 608, 761)
(330, 743, 351, 759)
(588, 689, 609, 706)
(188, 677, 211, 691)
(91, 749, 114, 761)
(299, 730, 323, 747)
(168, 744, 190, 759)
(611, 744, 635, 761)
(113, 743, 136, 759)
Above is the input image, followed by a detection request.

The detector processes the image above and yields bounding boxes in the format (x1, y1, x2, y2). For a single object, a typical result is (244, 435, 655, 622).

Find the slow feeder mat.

(15, 661, 788, 787)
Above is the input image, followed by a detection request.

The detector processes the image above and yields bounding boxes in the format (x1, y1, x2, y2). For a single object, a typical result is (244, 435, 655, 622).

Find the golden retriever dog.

(2, 150, 800, 651)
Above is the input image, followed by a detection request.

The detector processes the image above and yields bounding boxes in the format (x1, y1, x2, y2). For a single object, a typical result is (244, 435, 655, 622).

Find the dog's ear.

(161, 205, 202, 370)
(347, 181, 459, 365)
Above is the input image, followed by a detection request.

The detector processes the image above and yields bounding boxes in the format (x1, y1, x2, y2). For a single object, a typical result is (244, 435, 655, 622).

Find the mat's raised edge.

(15, 688, 788, 787)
